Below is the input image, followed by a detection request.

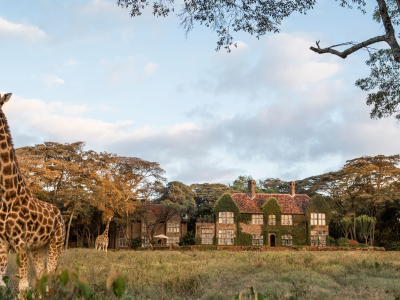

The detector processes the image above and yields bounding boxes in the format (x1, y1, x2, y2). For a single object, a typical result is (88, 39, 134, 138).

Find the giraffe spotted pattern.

(95, 216, 112, 251)
(0, 93, 65, 293)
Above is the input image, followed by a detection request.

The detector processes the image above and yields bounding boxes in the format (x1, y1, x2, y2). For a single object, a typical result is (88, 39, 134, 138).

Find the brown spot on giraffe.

(0, 93, 65, 293)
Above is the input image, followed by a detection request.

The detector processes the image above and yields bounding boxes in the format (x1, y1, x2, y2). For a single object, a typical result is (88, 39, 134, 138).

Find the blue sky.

(0, 0, 399, 184)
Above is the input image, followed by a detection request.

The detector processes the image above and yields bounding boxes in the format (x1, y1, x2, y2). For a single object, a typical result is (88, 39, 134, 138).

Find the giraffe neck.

(103, 219, 111, 236)
(0, 109, 29, 205)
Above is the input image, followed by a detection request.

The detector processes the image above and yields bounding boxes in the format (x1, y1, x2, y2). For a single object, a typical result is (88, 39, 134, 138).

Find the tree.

(191, 183, 237, 217)
(118, 0, 400, 120)
(340, 218, 353, 240)
(356, 215, 376, 245)
(258, 178, 288, 193)
(229, 175, 263, 193)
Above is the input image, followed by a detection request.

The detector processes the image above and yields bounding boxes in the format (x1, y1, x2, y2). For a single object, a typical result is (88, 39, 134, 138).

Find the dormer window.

(311, 213, 326, 225)
(252, 214, 263, 224)
(219, 212, 234, 224)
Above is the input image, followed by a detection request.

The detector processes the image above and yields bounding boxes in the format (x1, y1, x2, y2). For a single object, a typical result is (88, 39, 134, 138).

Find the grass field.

(5, 249, 400, 299)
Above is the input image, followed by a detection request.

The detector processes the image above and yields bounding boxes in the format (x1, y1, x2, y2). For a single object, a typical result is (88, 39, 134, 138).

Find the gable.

(231, 193, 310, 214)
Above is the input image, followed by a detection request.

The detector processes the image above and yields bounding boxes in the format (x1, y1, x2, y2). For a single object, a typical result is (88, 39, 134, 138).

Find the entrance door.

(270, 234, 276, 247)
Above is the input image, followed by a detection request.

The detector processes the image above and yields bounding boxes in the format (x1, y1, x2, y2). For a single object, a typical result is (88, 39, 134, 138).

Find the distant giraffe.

(0, 93, 65, 293)
(95, 216, 113, 251)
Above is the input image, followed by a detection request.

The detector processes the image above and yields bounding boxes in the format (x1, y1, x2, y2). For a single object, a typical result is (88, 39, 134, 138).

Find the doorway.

(269, 234, 276, 247)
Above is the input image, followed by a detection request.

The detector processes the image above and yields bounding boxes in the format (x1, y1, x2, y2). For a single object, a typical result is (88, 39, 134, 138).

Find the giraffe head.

(108, 215, 113, 222)
(0, 93, 12, 107)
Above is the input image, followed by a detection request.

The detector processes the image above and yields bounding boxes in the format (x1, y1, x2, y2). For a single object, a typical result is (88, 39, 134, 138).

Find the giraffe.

(0, 93, 65, 293)
(95, 216, 112, 251)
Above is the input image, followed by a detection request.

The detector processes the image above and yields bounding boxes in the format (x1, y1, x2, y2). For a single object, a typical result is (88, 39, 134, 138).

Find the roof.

(231, 193, 310, 215)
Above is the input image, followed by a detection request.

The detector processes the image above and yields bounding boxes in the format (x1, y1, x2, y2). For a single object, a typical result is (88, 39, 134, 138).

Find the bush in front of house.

(130, 237, 143, 250)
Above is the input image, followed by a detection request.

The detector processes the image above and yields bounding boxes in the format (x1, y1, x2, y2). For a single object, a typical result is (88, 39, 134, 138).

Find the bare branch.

(310, 35, 387, 59)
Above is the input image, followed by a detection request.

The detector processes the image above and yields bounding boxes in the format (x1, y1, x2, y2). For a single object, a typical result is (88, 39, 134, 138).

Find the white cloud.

(64, 59, 78, 66)
(0, 17, 47, 43)
(144, 63, 160, 76)
(42, 74, 65, 88)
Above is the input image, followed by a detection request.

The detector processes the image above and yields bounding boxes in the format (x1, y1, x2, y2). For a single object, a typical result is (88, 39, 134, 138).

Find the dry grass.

(5, 249, 400, 299)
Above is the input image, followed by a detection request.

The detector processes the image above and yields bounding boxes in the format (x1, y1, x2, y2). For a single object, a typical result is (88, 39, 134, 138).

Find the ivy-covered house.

(195, 180, 331, 247)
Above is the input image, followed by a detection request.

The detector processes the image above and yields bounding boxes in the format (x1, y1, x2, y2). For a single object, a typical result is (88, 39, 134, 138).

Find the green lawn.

(6, 249, 400, 299)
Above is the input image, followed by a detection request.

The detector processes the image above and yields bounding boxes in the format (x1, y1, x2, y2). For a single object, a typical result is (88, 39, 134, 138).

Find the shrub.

(348, 239, 359, 247)
(337, 237, 349, 247)
(181, 231, 196, 245)
(130, 237, 143, 250)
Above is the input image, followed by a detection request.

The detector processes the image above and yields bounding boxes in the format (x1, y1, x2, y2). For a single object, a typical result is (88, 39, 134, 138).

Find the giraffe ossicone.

(95, 216, 113, 252)
(0, 93, 66, 293)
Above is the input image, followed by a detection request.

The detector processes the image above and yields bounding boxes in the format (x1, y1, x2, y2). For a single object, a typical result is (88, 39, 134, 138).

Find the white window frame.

(201, 228, 214, 245)
(142, 235, 149, 246)
(219, 212, 234, 224)
(268, 215, 276, 225)
(167, 222, 180, 233)
(142, 222, 147, 232)
(252, 234, 263, 245)
(282, 234, 293, 246)
(281, 215, 293, 225)
(218, 229, 234, 245)
(252, 214, 263, 225)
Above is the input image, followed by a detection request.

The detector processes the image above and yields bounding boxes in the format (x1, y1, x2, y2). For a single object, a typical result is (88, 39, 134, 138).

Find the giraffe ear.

(0, 93, 12, 106)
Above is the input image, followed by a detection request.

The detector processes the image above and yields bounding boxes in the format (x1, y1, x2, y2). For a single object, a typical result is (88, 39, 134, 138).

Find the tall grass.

(5, 249, 400, 299)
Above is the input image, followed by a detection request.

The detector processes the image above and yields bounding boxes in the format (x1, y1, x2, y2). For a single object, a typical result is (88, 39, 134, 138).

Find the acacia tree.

(118, 0, 400, 120)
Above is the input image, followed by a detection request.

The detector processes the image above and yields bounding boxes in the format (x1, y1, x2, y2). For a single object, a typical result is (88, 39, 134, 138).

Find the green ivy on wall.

(305, 194, 332, 245)
(234, 226, 253, 246)
(213, 193, 240, 222)
(195, 237, 202, 245)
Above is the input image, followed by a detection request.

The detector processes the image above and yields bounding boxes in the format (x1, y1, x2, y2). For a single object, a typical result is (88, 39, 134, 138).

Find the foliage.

(130, 237, 143, 250)
(305, 194, 332, 225)
(356, 215, 376, 245)
(337, 237, 350, 247)
(234, 226, 253, 246)
(229, 176, 263, 194)
(262, 197, 282, 224)
(340, 218, 353, 239)
(191, 183, 236, 217)
(213, 193, 240, 222)
(181, 231, 196, 245)
(258, 178, 289, 194)
(356, 49, 400, 120)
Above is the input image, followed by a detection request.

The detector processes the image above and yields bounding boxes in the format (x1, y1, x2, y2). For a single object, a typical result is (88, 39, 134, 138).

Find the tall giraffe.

(0, 93, 65, 293)
(95, 216, 112, 251)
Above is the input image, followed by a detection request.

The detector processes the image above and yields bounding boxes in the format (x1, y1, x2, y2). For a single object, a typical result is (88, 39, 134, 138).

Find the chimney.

(289, 181, 295, 196)
(248, 180, 255, 198)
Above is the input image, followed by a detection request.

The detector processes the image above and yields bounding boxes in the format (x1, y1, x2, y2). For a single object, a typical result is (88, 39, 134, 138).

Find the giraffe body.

(0, 93, 65, 293)
(95, 216, 112, 251)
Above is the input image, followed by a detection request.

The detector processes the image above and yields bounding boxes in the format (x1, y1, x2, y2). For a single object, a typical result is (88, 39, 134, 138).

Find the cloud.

(42, 74, 65, 89)
(104, 56, 159, 85)
(0, 17, 47, 43)
(64, 59, 78, 66)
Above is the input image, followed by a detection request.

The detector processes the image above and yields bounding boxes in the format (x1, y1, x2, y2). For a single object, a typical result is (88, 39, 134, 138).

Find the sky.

(0, 0, 399, 185)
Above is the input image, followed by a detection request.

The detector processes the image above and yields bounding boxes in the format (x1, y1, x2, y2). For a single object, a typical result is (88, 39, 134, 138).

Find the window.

(142, 236, 149, 246)
(201, 228, 214, 244)
(252, 234, 263, 245)
(281, 215, 293, 225)
(142, 222, 146, 232)
(282, 235, 293, 246)
(167, 222, 180, 233)
(167, 236, 180, 245)
(311, 230, 328, 246)
(311, 213, 326, 225)
(268, 215, 276, 225)
(218, 229, 234, 245)
(119, 232, 126, 247)
(252, 214, 263, 224)
(219, 212, 234, 224)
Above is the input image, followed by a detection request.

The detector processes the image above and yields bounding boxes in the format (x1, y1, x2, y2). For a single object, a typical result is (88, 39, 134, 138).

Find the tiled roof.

(147, 204, 163, 215)
(232, 193, 310, 214)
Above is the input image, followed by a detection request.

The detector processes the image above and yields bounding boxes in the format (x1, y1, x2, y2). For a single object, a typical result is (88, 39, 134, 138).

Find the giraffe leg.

(31, 246, 47, 279)
(0, 240, 9, 287)
(46, 230, 64, 274)
(18, 251, 29, 292)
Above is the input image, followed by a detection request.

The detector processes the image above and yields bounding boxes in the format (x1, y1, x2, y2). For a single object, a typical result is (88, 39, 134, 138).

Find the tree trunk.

(65, 209, 75, 250)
